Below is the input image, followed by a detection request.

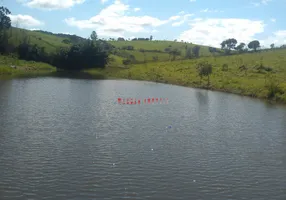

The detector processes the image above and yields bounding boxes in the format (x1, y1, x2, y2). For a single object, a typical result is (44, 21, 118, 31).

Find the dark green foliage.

(121, 45, 134, 50)
(62, 39, 71, 44)
(185, 47, 192, 59)
(52, 39, 108, 70)
(235, 43, 246, 53)
(192, 45, 200, 58)
(255, 64, 273, 73)
(0, 6, 11, 31)
(122, 59, 132, 65)
(131, 38, 149, 41)
(222, 63, 228, 71)
(221, 38, 237, 54)
(117, 37, 125, 41)
(90, 31, 97, 41)
(16, 35, 109, 71)
(248, 40, 260, 51)
(164, 47, 171, 52)
(169, 48, 181, 61)
(208, 47, 217, 54)
(265, 74, 284, 99)
(152, 56, 158, 61)
(197, 61, 213, 85)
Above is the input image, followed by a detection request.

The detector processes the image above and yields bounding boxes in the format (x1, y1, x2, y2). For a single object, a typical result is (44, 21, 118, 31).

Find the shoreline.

(105, 76, 286, 106)
(1, 69, 286, 106)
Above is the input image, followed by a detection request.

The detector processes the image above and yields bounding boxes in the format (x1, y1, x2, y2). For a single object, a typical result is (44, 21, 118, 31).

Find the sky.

(3, 0, 286, 48)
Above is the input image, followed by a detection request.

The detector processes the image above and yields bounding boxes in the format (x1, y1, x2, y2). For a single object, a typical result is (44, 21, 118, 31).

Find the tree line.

(0, 7, 109, 71)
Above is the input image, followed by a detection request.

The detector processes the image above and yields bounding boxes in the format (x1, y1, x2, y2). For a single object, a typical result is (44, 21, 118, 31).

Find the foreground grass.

(88, 48, 286, 104)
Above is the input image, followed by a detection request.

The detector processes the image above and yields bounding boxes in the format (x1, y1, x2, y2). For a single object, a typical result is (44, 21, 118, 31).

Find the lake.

(0, 77, 286, 200)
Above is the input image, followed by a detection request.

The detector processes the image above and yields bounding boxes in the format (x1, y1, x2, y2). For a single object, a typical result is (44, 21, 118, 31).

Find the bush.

(222, 63, 228, 71)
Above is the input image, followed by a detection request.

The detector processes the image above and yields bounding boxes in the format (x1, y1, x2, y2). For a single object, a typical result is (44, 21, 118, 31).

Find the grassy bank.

(88, 48, 286, 104)
(0, 55, 56, 79)
(1, 48, 286, 104)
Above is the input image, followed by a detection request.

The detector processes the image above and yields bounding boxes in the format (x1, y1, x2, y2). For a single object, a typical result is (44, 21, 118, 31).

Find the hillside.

(6, 27, 219, 65)
(88, 48, 286, 103)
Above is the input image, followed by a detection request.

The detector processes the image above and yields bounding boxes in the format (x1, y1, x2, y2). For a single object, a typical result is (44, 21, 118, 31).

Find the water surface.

(0, 77, 286, 200)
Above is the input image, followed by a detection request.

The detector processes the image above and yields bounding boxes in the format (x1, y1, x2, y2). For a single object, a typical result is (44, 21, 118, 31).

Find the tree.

(0, 6, 11, 53)
(197, 61, 213, 86)
(169, 48, 181, 61)
(235, 42, 246, 53)
(150, 35, 153, 41)
(0, 6, 11, 31)
(192, 45, 200, 58)
(248, 40, 260, 51)
(208, 47, 217, 55)
(221, 38, 237, 54)
(90, 31, 97, 41)
(185, 47, 192, 59)
(270, 43, 274, 49)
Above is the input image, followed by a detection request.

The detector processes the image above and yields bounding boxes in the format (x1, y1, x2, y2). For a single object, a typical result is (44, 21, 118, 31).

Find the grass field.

(0, 55, 56, 78)
(88, 48, 286, 103)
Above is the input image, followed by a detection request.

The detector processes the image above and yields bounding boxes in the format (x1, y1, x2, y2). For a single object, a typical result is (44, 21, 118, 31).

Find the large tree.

(90, 31, 98, 41)
(235, 42, 246, 53)
(0, 6, 11, 31)
(192, 45, 200, 58)
(220, 38, 237, 54)
(248, 40, 260, 51)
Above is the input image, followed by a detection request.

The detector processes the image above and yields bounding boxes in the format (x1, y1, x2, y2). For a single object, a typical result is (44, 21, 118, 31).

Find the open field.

(88, 48, 286, 103)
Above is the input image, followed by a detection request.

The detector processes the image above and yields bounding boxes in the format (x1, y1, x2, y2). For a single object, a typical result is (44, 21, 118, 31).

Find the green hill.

(6, 27, 218, 65)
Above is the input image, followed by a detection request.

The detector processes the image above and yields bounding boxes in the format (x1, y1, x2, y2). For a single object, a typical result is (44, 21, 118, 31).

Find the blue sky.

(3, 0, 286, 47)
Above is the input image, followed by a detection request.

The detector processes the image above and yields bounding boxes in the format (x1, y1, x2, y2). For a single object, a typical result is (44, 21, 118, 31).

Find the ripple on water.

(0, 79, 286, 200)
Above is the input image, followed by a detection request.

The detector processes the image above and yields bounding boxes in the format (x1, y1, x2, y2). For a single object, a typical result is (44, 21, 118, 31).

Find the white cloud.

(134, 7, 140, 12)
(190, 0, 196, 2)
(251, 0, 272, 6)
(200, 8, 222, 13)
(171, 14, 193, 27)
(169, 15, 180, 21)
(101, 0, 108, 3)
(20, 0, 85, 10)
(64, 0, 178, 37)
(8, 14, 44, 27)
(270, 18, 276, 22)
(260, 30, 286, 47)
(178, 18, 265, 47)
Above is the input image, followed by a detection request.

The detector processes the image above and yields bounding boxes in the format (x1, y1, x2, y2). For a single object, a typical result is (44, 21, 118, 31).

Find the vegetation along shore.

(0, 6, 285, 104)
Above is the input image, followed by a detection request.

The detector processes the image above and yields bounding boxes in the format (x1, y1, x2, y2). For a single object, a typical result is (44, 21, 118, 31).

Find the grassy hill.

(5, 27, 217, 65)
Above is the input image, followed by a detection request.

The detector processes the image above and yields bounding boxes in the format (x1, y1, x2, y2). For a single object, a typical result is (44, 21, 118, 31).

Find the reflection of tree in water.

(195, 90, 209, 105)
(0, 80, 13, 139)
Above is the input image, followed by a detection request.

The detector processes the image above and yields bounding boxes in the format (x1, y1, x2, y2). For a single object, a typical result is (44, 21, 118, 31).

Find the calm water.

(0, 77, 286, 200)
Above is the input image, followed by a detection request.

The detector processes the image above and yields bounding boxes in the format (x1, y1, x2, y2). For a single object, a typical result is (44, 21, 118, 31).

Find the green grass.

(0, 55, 56, 78)
(87, 48, 286, 104)
(7, 27, 71, 53)
(109, 40, 214, 63)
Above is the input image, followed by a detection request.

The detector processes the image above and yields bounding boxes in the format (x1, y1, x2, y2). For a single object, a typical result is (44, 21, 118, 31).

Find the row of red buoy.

(117, 98, 168, 105)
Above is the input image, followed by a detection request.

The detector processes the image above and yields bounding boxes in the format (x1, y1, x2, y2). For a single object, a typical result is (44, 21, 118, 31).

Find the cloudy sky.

(4, 0, 286, 47)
